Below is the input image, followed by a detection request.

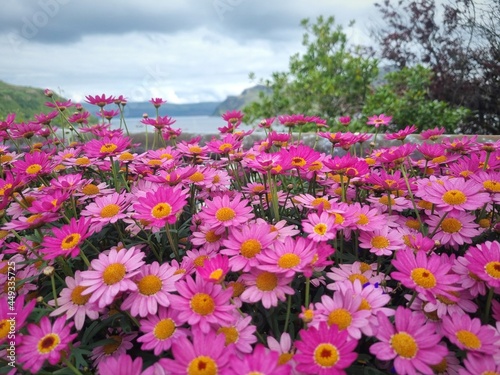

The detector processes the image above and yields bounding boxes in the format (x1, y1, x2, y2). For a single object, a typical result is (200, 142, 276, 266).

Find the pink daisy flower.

(391, 249, 460, 303)
(326, 261, 387, 289)
(216, 313, 258, 355)
(464, 240, 500, 288)
(121, 261, 182, 317)
(49, 270, 100, 330)
(168, 274, 234, 333)
(314, 289, 371, 340)
(302, 211, 337, 242)
(461, 354, 500, 375)
(228, 344, 292, 375)
(0, 295, 35, 345)
(41, 217, 92, 260)
(295, 322, 358, 375)
(267, 332, 296, 367)
(198, 192, 254, 229)
(98, 354, 146, 375)
(133, 185, 187, 227)
(137, 307, 189, 355)
(17, 316, 77, 374)
(240, 269, 295, 309)
(350, 202, 387, 232)
(369, 307, 447, 375)
(13, 151, 53, 180)
(83, 135, 131, 158)
(190, 225, 226, 252)
(80, 191, 132, 232)
(452, 256, 487, 297)
(221, 222, 276, 272)
(442, 313, 498, 355)
(426, 211, 482, 249)
(196, 254, 230, 284)
(80, 246, 146, 309)
(418, 177, 490, 212)
(366, 113, 392, 127)
(358, 226, 405, 256)
(91, 330, 137, 365)
(159, 328, 234, 374)
(257, 236, 316, 277)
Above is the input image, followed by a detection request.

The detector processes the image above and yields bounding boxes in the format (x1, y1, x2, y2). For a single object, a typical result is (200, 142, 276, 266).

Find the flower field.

(1, 93, 500, 374)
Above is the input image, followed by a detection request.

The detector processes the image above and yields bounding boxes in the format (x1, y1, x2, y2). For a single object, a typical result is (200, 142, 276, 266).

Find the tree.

(243, 16, 379, 129)
(372, 0, 500, 134)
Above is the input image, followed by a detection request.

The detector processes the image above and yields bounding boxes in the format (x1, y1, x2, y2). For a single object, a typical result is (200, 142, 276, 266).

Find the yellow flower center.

(188, 356, 217, 375)
(327, 308, 352, 330)
(0, 230, 8, 240)
(485, 261, 500, 279)
(371, 235, 390, 249)
(302, 309, 314, 323)
(71, 285, 90, 305)
(75, 157, 91, 166)
(215, 207, 235, 222)
(348, 273, 369, 284)
(82, 184, 100, 195)
(138, 275, 162, 295)
(205, 230, 221, 243)
(334, 214, 344, 225)
(102, 263, 126, 285)
(430, 358, 448, 373)
(442, 189, 467, 206)
(151, 202, 172, 219)
(190, 293, 215, 315)
(26, 214, 43, 223)
(209, 269, 224, 281)
(410, 268, 437, 289)
(313, 223, 328, 235)
(313, 343, 339, 368)
(217, 326, 239, 346)
(278, 353, 294, 365)
(251, 185, 266, 194)
(479, 218, 491, 228)
(0, 183, 12, 196)
(240, 239, 262, 258)
(190, 171, 205, 183)
(37, 333, 61, 354)
(189, 146, 203, 154)
(432, 155, 447, 164)
(161, 153, 173, 160)
(277, 253, 301, 269)
(0, 319, 13, 340)
(390, 332, 418, 358)
(256, 272, 278, 291)
(436, 293, 457, 305)
(440, 218, 462, 233)
(26, 164, 42, 175)
(0, 155, 13, 163)
(456, 330, 481, 349)
(100, 143, 118, 154)
(378, 195, 392, 206)
(292, 157, 306, 167)
(309, 161, 323, 171)
(417, 200, 433, 210)
(119, 152, 134, 161)
(194, 255, 208, 267)
(229, 281, 245, 298)
(153, 318, 176, 340)
(359, 262, 372, 273)
(148, 159, 162, 166)
(406, 219, 421, 230)
(483, 180, 500, 192)
(356, 214, 369, 225)
(218, 143, 233, 153)
(311, 198, 331, 210)
(358, 298, 371, 311)
(103, 335, 122, 355)
(61, 233, 81, 250)
(100, 203, 120, 218)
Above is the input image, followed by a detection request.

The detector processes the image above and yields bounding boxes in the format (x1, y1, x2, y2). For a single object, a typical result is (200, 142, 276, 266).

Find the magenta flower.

(168, 274, 234, 333)
(121, 261, 182, 317)
(221, 109, 244, 125)
(369, 307, 447, 375)
(160, 327, 234, 374)
(85, 93, 115, 107)
(295, 322, 358, 375)
(18, 316, 77, 374)
(0, 295, 35, 345)
(83, 135, 131, 158)
(366, 113, 392, 128)
(80, 246, 145, 308)
(149, 97, 167, 108)
(228, 344, 292, 374)
(133, 185, 187, 227)
(240, 269, 295, 309)
(302, 211, 337, 242)
(41, 217, 92, 260)
(198, 192, 254, 229)
(98, 354, 145, 375)
(13, 151, 53, 180)
(464, 240, 500, 288)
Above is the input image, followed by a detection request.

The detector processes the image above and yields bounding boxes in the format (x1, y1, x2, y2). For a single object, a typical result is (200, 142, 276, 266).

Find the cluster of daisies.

(0, 94, 500, 375)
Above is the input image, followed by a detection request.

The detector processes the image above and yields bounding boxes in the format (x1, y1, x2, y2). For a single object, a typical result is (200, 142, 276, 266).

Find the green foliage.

(0, 80, 66, 121)
(362, 66, 471, 133)
(243, 16, 379, 129)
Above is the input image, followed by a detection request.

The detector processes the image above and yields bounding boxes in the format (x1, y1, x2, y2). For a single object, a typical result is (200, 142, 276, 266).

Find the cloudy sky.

(0, 0, 378, 104)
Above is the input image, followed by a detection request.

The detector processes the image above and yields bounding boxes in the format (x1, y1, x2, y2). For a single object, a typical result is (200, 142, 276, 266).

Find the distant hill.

(212, 85, 271, 116)
(82, 101, 221, 118)
(0, 80, 68, 121)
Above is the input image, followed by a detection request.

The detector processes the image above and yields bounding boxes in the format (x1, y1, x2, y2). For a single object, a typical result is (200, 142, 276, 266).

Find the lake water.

(116, 116, 255, 135)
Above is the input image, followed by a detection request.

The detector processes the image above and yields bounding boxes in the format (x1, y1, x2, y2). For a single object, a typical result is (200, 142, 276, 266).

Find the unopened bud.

(43, 266, 55, 276)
